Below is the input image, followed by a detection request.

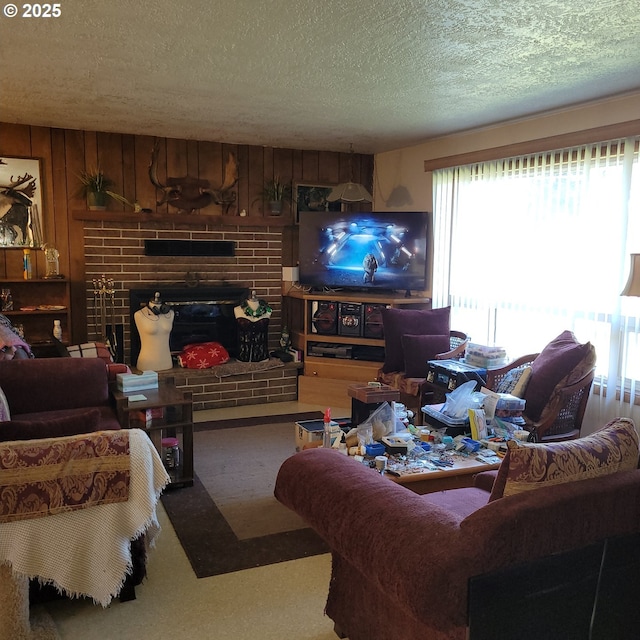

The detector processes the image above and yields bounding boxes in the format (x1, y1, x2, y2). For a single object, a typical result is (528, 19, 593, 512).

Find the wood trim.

(72, 210, 292, 226)
(424, 120, 640, 171)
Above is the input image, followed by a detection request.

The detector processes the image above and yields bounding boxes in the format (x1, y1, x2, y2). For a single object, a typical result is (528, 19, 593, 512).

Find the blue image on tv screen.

(298, 211, 430, 292)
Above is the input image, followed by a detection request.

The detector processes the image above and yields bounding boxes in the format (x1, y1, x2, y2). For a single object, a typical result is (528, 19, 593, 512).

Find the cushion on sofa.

(524, 330, 595, 422)
(401, 334, 451, 377)
(67, 342, 114, 363)
(495, 366, 532, 397)
(0, 408, 101, 442)
(0, 358, 111, 415)
(488, 418, 639, 501)
(381, 306, 450, 373)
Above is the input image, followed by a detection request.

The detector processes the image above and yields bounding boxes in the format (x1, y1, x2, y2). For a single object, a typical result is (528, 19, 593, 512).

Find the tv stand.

(283, 289, 432, 408)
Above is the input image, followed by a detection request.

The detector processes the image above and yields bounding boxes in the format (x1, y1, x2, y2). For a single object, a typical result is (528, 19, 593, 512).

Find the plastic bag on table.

(442, 380, 485, 420)
(357, 422, 374, 448)
(357, 401, 401, 441)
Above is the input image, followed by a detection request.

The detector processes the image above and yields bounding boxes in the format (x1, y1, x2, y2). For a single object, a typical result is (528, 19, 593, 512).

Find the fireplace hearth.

(129, 286, 249, 366)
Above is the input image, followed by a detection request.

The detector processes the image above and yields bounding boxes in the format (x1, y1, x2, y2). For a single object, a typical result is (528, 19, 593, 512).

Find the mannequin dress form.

(134, 292, 174, 371)
(234, 291, 272, 362)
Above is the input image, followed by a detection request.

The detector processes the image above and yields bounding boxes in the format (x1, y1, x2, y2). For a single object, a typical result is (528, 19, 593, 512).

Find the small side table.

(112, 377, 193, 488)
(348, 383, 400, 426)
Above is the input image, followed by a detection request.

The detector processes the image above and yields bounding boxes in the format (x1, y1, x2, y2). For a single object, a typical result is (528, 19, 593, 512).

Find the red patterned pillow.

(177, 342, 230, 369)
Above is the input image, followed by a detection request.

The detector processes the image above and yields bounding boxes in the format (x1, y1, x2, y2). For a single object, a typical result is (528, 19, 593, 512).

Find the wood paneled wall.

(0, 122, 373, 343)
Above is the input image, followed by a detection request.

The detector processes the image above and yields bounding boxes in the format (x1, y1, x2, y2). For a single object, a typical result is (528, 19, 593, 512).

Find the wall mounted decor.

(293, 182, 342, 223)
(148, 138, 239, 215)
(0, 156, 44, 247)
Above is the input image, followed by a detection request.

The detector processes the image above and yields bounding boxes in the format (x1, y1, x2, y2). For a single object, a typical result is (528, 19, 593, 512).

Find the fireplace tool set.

(92, 275, 117, 360)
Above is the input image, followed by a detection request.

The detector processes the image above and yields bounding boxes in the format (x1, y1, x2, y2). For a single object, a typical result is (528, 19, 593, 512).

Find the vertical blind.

(432, 137, 640, 427)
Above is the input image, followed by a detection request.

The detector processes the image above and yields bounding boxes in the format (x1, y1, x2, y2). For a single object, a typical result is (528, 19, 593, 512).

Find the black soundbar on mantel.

(144, 239, 235, 257)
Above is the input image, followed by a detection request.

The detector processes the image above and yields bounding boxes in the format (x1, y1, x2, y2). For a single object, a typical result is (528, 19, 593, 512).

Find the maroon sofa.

(0, 358, 155, 607)
(0, 358, 121, 436)
(275, 419, 640, 640)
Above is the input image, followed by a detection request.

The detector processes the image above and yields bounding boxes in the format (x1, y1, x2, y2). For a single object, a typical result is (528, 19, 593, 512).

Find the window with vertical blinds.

(432, 137, 640, 426)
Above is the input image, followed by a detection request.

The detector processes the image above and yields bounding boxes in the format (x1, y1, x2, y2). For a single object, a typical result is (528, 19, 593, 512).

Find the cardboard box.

(294, 419, 346, 452)
(347, 383, 399, 404)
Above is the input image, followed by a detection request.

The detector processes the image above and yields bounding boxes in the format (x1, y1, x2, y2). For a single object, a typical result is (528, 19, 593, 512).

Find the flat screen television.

(298, 210, 431, 294)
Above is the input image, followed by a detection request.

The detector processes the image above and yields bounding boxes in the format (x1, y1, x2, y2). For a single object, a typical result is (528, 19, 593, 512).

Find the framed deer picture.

(0, 156, 44, 248)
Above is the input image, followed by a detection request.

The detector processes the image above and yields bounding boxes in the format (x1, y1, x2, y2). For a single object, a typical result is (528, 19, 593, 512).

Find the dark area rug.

(194, 411, 323, 431)
(161, 412, 329, 578)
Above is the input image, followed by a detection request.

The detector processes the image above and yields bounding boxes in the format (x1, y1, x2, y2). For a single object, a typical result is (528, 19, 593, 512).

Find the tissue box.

(116, 371, 159, 392)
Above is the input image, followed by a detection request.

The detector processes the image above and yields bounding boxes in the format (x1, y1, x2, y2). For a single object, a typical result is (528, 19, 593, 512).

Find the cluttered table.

(385, 449, 501, 494)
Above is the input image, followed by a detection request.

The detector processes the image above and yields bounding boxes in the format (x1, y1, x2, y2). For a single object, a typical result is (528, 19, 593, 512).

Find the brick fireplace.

(128, 285, 249, 364)
(80, 216, 299, 410)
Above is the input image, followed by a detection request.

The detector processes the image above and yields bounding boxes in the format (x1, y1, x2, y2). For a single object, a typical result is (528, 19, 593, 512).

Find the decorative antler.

(207, 153, 239, 207)
(9, 173, 33, 188)
(148, 140, 165, 191)
(11, 174, 36, 199)
(0, 172, 35, 196)
(148, 139, 239, 214)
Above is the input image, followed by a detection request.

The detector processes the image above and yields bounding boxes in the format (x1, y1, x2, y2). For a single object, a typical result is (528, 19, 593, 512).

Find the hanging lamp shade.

(327, 143, 373, 204)
(622, 254, 640, 296)
(326, 181, 372, 203)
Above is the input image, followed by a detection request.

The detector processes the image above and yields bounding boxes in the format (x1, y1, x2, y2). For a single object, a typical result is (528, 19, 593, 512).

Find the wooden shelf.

(112, 379, 194, 489)
(0, 278, 71, 347)
(284, 290, 432, 407)
(284, 287, 431, 305)
(73, 210, 293, 226)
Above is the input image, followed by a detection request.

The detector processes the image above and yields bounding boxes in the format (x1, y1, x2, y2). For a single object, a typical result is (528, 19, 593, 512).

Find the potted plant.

(76, 168, 132, 211)
(259, 177, 292, 215)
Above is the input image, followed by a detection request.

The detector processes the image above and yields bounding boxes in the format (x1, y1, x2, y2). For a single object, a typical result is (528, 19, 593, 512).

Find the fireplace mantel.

(73, 210, 292, 227)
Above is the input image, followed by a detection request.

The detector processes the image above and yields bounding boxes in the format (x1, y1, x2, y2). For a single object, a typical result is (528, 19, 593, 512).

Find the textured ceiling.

(1, 0, 639, 154)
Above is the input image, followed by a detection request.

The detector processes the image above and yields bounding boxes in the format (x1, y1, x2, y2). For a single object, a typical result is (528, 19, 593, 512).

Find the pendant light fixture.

(327, 144, 373, 204)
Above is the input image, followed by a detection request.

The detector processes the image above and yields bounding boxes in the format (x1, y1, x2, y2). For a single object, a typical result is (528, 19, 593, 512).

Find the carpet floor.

(161, 413, 329, 578)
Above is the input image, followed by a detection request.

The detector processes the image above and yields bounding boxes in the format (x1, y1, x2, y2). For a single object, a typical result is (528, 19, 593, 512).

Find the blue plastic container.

(365, 442, 385, 457)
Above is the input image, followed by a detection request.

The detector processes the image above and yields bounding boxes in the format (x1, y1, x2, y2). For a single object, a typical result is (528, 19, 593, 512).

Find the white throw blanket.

(0, 428, 170, 607)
